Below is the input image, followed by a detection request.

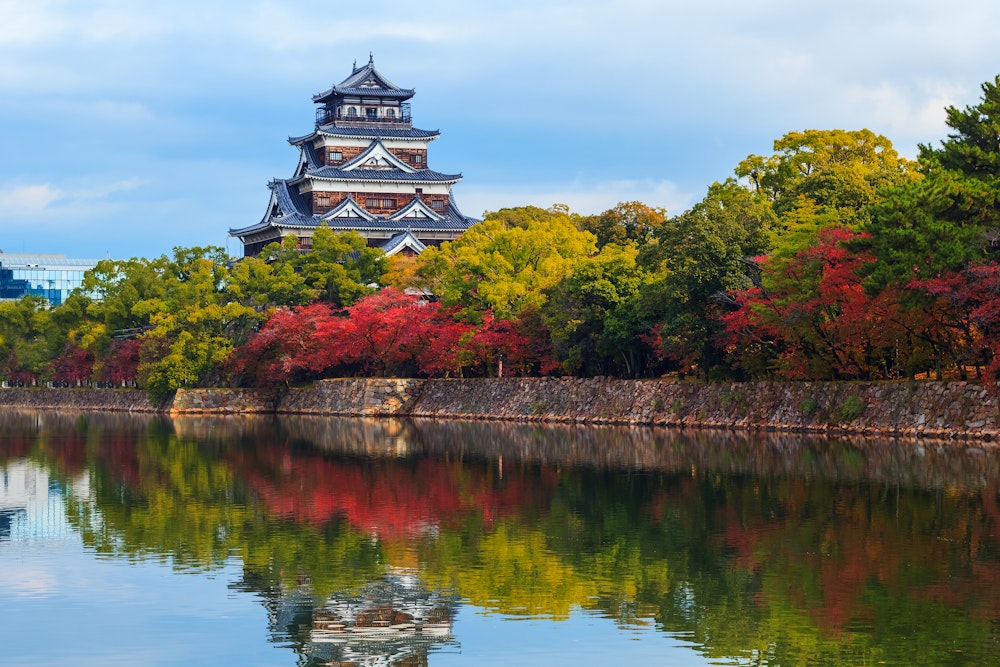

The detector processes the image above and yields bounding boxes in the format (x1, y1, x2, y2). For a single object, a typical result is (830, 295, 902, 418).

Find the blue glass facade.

(0, 253, 99, 306)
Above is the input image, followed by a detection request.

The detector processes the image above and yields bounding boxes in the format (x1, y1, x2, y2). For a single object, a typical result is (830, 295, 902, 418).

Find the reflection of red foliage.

(90, 434, 143, 491)
(228, 444, 549, 539)
(40, 432, 89, 477)
(709, 482, 1000, 636)
(0, 434, 34, 463)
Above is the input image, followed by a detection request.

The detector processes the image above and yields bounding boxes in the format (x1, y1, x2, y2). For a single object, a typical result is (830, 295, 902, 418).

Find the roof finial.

(352, 59, 356, 70)
(369, 52, 374, 65)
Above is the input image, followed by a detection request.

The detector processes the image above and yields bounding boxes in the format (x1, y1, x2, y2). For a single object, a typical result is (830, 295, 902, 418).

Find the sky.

(2, 0, 999, 260)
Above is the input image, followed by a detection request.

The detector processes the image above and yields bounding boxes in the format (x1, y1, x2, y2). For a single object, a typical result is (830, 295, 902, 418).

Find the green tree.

(287, 226, 386, 306)
(0, 296, 57, 384)
(227, 255, 313, 311)
(865, 76, 1000, 288)
(737, 129, 915, 279)
(639, 180, 774, 376)
(132, 247, 260, 400)
(542, 244, 652, 376)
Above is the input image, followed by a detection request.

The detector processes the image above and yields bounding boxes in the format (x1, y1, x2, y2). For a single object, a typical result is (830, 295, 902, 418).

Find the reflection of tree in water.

(4, 410, 1000, 665)
(237, 569, 458, 667)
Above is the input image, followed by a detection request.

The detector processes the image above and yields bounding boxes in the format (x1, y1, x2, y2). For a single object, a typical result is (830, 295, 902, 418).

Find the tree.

(133, 247, 260, 400)
(95, 338, 142, 387)
(50, 345, 95, 386)
(579, 201, 667, 248)
(721, 227, 909, 379)
(414, 207, 597, 320)
(456, 311, 559, 378)
(865, 77, 1000, 289)
(227, 255, 314, 310)
(736, 128, 914, 228)
(227, 303, 350, 386)
(638, 180, 774, 377)
(341, 288, 432, 376)
(0, 296, 56, 385)
(543, 244, 652, 376)
(264, 226, 385, 307)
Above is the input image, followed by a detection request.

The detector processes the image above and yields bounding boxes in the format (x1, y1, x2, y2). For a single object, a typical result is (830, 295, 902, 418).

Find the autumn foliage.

(228, 288, 557, 385)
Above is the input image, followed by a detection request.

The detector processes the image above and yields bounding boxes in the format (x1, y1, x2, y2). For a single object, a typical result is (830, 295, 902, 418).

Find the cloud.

(828, 82, 962, 157)
(2, 0, 1000, 261)
(0, 178, 145, 219)
(460, 178, 694, 218)
(0, 183, 60, 215)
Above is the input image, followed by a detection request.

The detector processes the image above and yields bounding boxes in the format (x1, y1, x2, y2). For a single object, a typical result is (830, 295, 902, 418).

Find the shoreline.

(2, 378, 998, 442)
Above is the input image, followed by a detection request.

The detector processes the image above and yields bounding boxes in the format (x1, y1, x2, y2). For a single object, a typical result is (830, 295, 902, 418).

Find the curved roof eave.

(292, 169, 463, 185)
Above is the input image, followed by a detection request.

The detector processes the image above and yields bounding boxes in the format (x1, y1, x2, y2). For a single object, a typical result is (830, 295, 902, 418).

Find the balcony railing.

(317, 103, 412, 127)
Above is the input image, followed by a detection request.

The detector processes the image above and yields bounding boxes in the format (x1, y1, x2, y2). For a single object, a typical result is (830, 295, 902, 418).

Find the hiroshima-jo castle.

(230, 56, 479, 257)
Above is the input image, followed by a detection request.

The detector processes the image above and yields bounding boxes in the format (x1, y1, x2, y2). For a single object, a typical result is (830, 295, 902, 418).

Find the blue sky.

(2, 0, 999, 260)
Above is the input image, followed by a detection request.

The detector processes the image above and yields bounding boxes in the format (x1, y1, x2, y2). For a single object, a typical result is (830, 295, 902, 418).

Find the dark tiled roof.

(229, 180, 311, 235)
(340, 139, 415, 172)
(380, 231, 427, 255)
(271, 179, 311, 216)
(301, 142, 323, 171)
(289, 126, 440, 144)
(321, 194, 376, 221)
(446, 190, 481, 225)
(231, 180, 479, 239)
(312, 59, 415, 104)
(322, 215, 473, 232)
(324, 87, 413, 99)
(389, 196, 444, 222)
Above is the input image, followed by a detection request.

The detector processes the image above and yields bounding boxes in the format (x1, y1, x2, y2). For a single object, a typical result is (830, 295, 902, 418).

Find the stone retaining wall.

(278, 378, 423, 416)
(409, 378, 1000, 440)
(0, 387, 159, 412)
(170, 388, 278, 414)
(3, 378, 999, 440)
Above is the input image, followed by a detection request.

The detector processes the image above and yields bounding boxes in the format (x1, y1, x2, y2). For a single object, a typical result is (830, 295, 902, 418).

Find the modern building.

(230, 56, 479, 257)
(0, 252, 99, 306)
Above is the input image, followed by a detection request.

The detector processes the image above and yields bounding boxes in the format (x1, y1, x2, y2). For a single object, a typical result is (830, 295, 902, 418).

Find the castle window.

(414, 154, 423, 164)
(386, 108, 395, 118)
(329, 151, 342, 163)
(366, 108, 377, 120)
(366, 198, 396, 208)
(430, 199, 445, 210)
(347, 107, 357, 117)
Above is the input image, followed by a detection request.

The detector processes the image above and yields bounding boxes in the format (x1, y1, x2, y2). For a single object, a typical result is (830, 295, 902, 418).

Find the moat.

(1, 411, 998, 666)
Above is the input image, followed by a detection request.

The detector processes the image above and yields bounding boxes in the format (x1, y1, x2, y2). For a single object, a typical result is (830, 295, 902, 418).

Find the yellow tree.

(414, 206, 597, 320)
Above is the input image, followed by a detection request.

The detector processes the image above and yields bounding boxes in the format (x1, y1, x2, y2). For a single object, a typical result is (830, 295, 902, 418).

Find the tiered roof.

(230, 57, 478, 255)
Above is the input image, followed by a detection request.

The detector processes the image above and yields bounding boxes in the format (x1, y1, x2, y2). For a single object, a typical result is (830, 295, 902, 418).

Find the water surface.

(1, 411, 998, 665)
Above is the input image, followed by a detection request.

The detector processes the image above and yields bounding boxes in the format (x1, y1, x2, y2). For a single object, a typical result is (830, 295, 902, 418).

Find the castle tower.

(230, 56, 478, 257)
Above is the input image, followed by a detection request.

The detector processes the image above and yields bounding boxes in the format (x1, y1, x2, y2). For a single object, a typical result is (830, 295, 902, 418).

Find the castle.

(230, 56, 478, 257)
